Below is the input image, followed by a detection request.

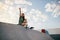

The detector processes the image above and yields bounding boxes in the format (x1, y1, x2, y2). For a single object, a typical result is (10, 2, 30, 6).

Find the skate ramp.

(0, 22, 54, 40)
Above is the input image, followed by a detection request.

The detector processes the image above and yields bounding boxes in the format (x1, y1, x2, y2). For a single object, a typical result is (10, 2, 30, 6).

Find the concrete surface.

(0, 22, 54, 40)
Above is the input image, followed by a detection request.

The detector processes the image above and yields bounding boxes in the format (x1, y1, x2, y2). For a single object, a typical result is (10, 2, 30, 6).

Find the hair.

(22, 13, 24, 15)
(41, 29, 45, 33)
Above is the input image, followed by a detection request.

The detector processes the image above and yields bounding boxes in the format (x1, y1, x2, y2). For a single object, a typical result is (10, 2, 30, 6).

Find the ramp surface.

(0, 22, 54, 40)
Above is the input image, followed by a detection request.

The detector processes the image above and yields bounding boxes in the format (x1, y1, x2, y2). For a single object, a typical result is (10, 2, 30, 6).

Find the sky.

(0, 0, 60, 31)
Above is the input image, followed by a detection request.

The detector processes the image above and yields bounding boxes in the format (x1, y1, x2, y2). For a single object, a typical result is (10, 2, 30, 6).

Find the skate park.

(0, 0, 60, 40)
(0, 22, 54, 40)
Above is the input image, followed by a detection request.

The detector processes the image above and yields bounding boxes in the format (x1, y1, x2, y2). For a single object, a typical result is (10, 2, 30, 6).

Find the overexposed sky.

(0, 0, 60, 31)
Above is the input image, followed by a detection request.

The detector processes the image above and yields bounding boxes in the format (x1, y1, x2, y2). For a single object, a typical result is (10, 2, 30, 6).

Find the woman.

(18, 8, 25, 25)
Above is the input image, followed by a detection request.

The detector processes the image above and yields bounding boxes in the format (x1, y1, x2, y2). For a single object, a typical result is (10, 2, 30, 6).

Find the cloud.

(0, 1, 19, 24)
(29, 9, 48, 22)
(45, 3, 56, 12)
(45, 3, 52, 12)
(58, 1, 60, 3)
(0, 0, 29, 24)
(26, 9, 48, 30)
(4, 0, 32, 6)
(21, 8, 27, 13)
(5, 0, 14, 6)
(14, 0, 32, 5)
(45, 3, 60, 17)
(0, 2, 9, 11)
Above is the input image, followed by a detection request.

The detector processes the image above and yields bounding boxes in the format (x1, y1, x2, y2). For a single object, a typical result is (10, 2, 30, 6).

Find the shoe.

(30, 27, 34, 29)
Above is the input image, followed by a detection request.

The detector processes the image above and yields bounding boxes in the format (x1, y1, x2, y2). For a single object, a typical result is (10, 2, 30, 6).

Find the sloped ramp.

(0, 22, 54, 40)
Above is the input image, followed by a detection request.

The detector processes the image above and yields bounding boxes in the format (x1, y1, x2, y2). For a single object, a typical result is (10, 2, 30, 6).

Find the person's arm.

(19, 8, 21, 17)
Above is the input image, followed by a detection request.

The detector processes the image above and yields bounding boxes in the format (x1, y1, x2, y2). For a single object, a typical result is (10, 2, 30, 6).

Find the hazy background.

(0, 0, 60, 31)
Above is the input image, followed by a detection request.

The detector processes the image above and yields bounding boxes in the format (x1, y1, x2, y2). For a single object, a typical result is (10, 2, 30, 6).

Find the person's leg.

(30, 27, 34, 29)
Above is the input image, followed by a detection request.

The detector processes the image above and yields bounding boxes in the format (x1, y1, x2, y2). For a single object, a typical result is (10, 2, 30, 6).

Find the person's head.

(21, 19, 27, 27)
(41, 29, 45, 33)
(21, 13, 24, 16)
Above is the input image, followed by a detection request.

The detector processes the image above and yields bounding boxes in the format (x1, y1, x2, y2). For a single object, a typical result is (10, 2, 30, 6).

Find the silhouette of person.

(41, 29, 49, 34)
(18, 8, 25, 25)
(18, 8, 34, 29)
